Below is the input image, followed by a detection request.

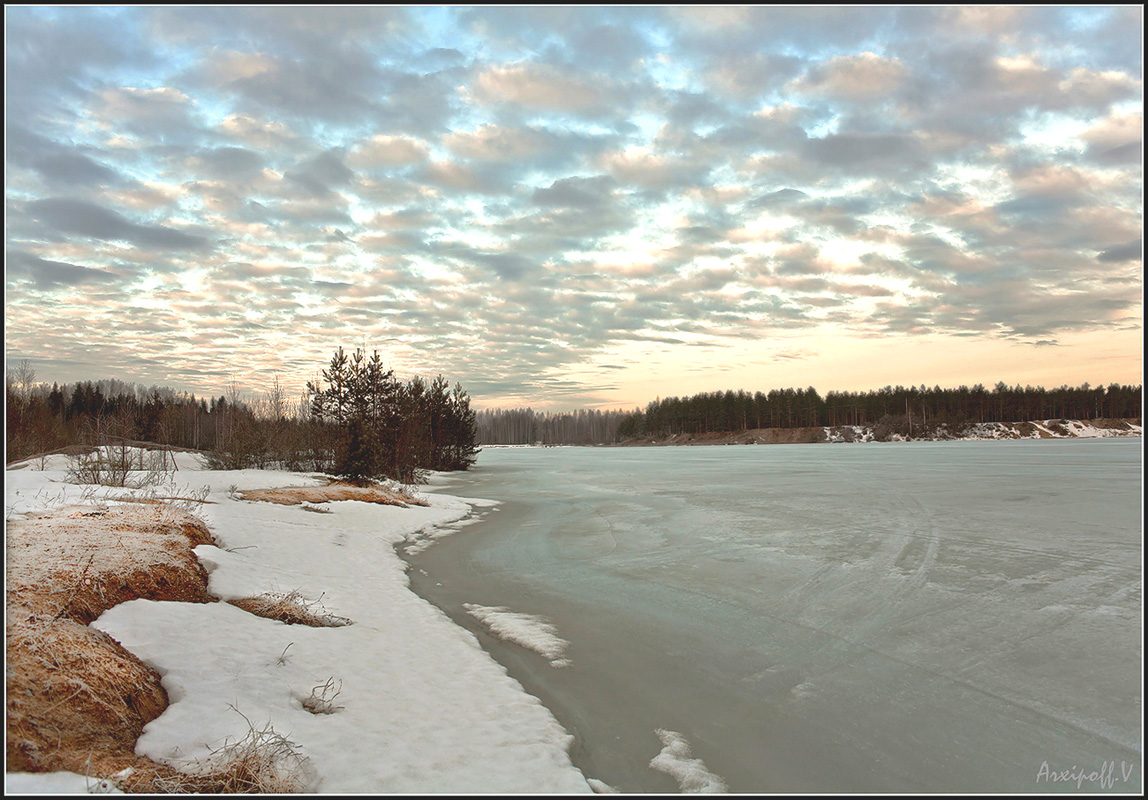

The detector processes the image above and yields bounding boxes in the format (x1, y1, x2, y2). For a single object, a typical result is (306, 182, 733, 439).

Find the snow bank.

(5, 465, 591, 794)
(819, 419, 1142, 443)
(463, 603, 573, 667)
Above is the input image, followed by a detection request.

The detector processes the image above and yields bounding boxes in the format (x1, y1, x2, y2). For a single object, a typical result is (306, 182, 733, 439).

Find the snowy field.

(5, 451, 593, 793)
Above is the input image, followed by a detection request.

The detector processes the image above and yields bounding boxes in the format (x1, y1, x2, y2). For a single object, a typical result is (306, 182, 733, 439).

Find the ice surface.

(406, 440, 1143, 793)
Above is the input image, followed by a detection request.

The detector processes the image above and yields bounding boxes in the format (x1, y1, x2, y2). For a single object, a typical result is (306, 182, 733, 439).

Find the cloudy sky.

(5, 6, 1143, 410)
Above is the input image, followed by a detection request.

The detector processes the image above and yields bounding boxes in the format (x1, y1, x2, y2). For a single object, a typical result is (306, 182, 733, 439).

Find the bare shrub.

(65, 437, 174, 490)
(108, 484, 213, 523)
(229, 590, 352, 628)
(379, 479, 427, 506)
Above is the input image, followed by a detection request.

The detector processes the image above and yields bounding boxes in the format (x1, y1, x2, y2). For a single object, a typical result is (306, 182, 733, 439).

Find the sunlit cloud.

(4, 6, 1142, 409)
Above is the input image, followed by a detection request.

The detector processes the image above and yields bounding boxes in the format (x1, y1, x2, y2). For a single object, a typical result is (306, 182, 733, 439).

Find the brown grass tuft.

(239, 480, 428, 508)
(297, 677, 344, 715)
(229, 590, 353, 628)
(144, 708, 314, 793)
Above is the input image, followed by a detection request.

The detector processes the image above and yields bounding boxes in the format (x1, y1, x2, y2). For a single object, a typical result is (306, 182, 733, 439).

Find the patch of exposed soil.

(1089, 417, 1142, 430)
(618, 427, 828, 447)
(615, 418, 1141, 446)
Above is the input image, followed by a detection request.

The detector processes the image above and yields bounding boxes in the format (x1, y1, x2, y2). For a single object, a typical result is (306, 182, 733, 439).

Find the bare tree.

(9, 359, 36, 396)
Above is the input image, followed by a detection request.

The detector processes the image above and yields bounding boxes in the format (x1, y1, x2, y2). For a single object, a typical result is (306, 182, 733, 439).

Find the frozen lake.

(406, 440, 1142, 792)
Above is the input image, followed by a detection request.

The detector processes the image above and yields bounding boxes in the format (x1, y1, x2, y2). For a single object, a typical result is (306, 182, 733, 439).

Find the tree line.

(5, 350, 479, 483)
(475, 407, 630, 446)
(306, 347, 478, 482)
(617, 382, 1143, 440)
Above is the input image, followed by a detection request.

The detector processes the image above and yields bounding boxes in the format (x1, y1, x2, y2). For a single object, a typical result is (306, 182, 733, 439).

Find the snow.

(7, 449, 208, 473)
(5, 452, 592, 794)
(818, 419, 1142, 443)
(648, 729, 727, 793)
(462, 603, 573, 667)
(4, 771, 124, 794)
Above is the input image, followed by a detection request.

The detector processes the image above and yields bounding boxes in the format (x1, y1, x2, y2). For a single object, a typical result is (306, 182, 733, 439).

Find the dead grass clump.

(229, 590, 353, 628)
(297, 677, 344, 715)
(239, 480, 428, 508)
(5, 616, 168, 776)
(148, 710, 315, 793)
(5, 501, 223, 790)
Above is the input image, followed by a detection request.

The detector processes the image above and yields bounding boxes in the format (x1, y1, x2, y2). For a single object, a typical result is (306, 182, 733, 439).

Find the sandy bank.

(616, 417, 1141, 447)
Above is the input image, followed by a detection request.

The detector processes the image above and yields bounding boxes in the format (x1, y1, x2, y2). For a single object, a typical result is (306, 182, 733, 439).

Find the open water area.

(404, 439, 1142, 793)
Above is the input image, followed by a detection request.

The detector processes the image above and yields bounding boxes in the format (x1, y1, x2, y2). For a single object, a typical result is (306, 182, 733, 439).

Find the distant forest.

(476, 408, 630, 446)
(5, 350, 478, 483)
(477, 381, 1141, 445)
(8, 360, 1142, 461)
(618, 382, 1143, 440)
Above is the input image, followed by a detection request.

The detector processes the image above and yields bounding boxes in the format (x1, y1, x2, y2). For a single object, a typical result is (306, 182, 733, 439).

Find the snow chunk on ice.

(463, 603, 572, 667)
(649, 728, 727, 793)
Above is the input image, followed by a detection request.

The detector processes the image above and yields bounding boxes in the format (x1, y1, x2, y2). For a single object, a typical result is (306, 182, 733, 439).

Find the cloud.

(444, 124, 550, 161)
(1097, 239, 1142, 264)
(791, 52, 909, 100)
(6, 250, 125, 289)
(24, 198, 213, 251)
(7, 126, 125, 186)
(93, 86, 200, 139)
(349, 135, 429, 168)
(705, 53, 804, 99)
(185, 147, 265, 180)
(470, 62, 604, 112)
(217, 113, 299, 150)
(4, 6, 1142, 407)
(285, 150, 355, 197)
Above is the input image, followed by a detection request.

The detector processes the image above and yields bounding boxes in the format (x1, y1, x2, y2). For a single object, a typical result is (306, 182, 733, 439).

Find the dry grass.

(146, 708, 315, 793)
(229, 590, 353, 628)
(297, 677, 344, 716)
(5, 502, 311, 792)
(6, 504, 217, 626)
(239, 480, 428, 508)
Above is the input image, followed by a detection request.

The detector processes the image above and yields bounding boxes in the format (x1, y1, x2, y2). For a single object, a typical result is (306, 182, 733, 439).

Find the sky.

(4, 6, 1143, 411)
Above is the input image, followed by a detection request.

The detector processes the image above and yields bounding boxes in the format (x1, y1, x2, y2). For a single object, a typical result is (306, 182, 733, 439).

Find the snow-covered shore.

(619, 418, 1142, 447)
(5, 453, 593, 794)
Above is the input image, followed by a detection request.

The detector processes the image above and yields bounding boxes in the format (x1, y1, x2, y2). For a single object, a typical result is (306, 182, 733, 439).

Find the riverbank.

(5, 453, 593, 793)
(616, 417, 1141, 447)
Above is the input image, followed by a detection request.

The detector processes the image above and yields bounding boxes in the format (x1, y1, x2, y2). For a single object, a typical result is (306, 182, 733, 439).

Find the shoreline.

(613, 417, 1142, 447)
(399, 520, 712, 794)
(5, 458, 594, 794)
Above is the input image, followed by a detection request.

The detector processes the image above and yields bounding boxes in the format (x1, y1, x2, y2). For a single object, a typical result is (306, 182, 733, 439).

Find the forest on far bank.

(7, 358, 1142, 461)
(476, 381, 1141, 445)
(5, 348, 478, 483)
